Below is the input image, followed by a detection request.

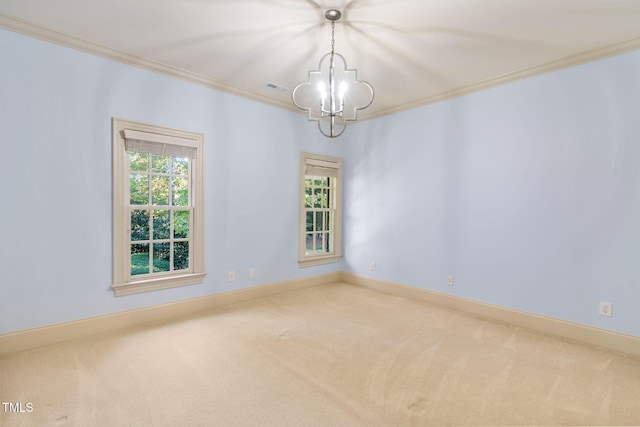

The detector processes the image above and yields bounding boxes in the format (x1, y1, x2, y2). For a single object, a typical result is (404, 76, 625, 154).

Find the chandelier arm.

(356, 81, 375, 111)
(318, 120, 345, 138)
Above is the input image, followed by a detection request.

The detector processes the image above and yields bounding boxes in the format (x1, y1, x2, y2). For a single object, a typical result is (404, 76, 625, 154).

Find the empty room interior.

(1, 1, 640, 425)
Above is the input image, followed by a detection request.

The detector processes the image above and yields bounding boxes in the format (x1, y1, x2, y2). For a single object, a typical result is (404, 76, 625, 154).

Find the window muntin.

(112, 119, 205, 296)
(299, 153, 342, 267)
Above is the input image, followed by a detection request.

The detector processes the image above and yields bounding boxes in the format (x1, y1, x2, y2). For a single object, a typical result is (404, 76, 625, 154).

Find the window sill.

(298, 255, 341, 268)
(112, 273, 207, 296)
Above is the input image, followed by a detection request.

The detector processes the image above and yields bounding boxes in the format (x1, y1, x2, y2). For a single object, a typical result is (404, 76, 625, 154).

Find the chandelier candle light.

(292, 9, 374, 138)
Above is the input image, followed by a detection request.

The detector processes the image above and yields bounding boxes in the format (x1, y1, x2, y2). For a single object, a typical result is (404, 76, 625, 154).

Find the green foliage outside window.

(304, 175, 332, 254)
(128, 151, 191, 276)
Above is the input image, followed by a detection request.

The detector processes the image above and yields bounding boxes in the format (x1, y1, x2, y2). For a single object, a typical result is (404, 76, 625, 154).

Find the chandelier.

(292, 9, 374, 138)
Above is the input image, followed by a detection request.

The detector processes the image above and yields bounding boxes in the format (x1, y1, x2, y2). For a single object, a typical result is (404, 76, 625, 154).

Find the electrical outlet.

(228, 271, 235, 282)
(370, 261, 376, 271)
(599, 302, 612, 317)
(447, 275, 454, 286)
(249, 268, 255, 279)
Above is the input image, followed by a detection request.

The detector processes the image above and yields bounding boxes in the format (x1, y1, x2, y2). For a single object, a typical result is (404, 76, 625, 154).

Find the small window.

(299, 152, 342, 267)
(112, 119, 205, 296)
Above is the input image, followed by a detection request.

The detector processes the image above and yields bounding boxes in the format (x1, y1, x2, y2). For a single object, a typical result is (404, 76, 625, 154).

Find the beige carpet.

(2, 282, 640, 426)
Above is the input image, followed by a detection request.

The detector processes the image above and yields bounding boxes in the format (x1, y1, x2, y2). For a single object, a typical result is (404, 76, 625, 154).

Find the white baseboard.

(0, 272, 341, 356)
(341, 272, 640, 359)
(2, 271, 639, 359)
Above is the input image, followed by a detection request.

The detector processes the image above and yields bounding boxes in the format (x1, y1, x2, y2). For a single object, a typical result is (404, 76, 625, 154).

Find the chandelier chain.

(330, 21, 335, 55)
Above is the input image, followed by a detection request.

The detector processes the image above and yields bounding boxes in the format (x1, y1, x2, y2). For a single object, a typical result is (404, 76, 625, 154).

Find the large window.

(112, 119, 205, 296)
(299, 152, 342, 267)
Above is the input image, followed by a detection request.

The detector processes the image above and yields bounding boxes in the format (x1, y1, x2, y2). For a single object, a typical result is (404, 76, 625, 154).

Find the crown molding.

(0, 13, 299, 114)
(3, 13, 640, 122)
(360, 36, 640, 121)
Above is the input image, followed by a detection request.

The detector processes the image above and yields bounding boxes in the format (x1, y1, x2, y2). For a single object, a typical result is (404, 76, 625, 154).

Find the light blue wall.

(2, 28, 640, 338)
(0, 29, 343, 334)
(343, 49, 640, 337)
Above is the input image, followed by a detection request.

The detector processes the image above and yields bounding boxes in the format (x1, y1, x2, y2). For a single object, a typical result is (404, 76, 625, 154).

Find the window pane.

(305, 187, 313, 208)
(316, 233, 325, 252)
(130, 174, 148, 205)
(172, 177, 189, 206)
(325, 212, 332, 232)
(313, 188, 322, 208)
(316, 211, 324, 231)
(153, 243, 170, 272)
(129, 152, 148, 172)
(319, 233, 324, 252)
(152, 154, 171, 174)
(153, 210, 170, 240)
(323, 232, 331, 252)
(173, 157, 188, 175)
(174, 242, 189, 270)
(306, 233, 314, 254)
(131, 243, 149, 276)
(152, 176, 170, 205)
(174, 210, 190, 238)
(131, 210, 149, 241)
(306, 211, 314, 232)
(320, 189, 329, 208)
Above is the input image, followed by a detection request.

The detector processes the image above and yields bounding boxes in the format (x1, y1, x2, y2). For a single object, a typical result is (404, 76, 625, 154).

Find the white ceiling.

(2, 0, 640, 120)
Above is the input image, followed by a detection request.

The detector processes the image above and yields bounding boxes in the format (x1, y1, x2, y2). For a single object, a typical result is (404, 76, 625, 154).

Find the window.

(112, 118, 205, 296)
(299, 152, 342, 267)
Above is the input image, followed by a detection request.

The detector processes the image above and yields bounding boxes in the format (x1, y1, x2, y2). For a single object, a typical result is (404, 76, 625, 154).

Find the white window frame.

(112, 118, 205, 296)
(299, 152, 342, 267)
